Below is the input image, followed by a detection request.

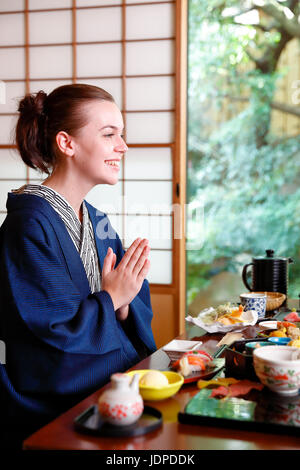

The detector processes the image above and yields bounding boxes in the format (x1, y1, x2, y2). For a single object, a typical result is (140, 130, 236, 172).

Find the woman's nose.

(115, 136, 128, 153)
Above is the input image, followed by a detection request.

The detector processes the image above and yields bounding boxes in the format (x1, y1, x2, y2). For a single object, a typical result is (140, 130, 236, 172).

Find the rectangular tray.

(178, 387, 300, 436)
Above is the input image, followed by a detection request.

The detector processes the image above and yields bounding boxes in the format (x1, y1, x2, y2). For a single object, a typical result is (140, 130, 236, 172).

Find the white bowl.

(162, 340, 203, 362)
(253, 345, 300, 396)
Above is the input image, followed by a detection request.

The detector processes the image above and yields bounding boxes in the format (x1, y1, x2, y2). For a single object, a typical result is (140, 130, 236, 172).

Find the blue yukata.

(0, 190, 156, 447)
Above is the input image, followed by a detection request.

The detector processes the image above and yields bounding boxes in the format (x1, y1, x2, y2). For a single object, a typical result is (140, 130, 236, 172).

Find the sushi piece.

(172, 350, 213, 377)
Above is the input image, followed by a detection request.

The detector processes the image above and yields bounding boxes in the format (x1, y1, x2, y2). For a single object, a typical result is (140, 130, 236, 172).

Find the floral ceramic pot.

(253, 346, 300, 396)
(98, 373, 144, 426)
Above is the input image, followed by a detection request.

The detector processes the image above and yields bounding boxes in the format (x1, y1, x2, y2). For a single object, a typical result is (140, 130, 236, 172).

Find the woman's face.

(71, 100, 128, 186)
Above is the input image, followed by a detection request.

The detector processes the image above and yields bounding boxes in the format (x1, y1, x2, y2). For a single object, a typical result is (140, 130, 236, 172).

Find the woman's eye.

(104, 134, 114, 138)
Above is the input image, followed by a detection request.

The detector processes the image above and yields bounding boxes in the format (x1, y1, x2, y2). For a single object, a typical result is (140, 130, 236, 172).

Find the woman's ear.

(55, 131, 75, 157)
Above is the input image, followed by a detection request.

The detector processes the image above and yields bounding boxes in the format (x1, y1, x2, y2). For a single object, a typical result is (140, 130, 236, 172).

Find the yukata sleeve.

(2, 215, 123, 355)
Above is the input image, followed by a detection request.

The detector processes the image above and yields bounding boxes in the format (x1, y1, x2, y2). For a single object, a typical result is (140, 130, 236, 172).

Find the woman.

(0, 84, 156, 447)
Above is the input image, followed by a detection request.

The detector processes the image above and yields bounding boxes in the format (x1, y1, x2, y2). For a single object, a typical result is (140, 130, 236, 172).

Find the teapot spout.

(130, 373, 140, 392)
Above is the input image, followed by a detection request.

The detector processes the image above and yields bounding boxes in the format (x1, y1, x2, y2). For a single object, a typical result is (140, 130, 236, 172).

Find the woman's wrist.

(116, 305, 129, 321)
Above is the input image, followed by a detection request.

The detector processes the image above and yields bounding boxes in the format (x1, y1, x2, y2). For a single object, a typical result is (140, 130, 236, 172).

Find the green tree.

(187, 0, 300, 304)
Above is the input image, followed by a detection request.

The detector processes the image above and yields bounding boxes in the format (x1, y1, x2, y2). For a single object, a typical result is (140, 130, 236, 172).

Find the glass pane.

(29, 80, 72, 95)
(126, 76, 174, 111)
(126, 0, 165, 3)
(124, 214, 172, 250)
(77, 7, 121, 42)
(126, 4, 174, 40)
(0, 81, 25, 113)
(147, 250, 172, 284)
(80, 78, 122, 108)
(0, 0, 24, 11)
(77, 44, 122, 77)
(0, 180, 26, 211)
(0, 13, 24, 45)
(187, 2, 300, 309)
(0, 115, 18, 144)
(28, 167, 48, 181)
(124, 147, 172, 180)
(29, 0, 72, 8)
(30, 46, 72, 78)
(29, 11, 72, 44)
(0, 149, 26, 178)
(124, 181, 172, 215)
(126, 40, 174, 75)
(0, 48, 25, 79)
(126, 112, 174, 144)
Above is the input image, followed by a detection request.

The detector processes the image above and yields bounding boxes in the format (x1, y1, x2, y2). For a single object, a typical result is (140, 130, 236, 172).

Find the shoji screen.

(0, 0, 187, 347)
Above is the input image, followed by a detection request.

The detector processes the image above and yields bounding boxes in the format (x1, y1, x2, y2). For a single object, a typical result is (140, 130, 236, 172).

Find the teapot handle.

(242, 263, 254, 291)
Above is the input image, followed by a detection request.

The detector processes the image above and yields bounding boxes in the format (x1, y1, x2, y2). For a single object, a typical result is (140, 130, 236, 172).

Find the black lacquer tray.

(74, 405, 162, 437)
(178, 387, 300, 436)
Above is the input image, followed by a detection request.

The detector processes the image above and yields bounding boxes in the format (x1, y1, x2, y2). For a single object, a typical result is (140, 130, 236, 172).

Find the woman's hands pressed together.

(101, 238, 151, 317)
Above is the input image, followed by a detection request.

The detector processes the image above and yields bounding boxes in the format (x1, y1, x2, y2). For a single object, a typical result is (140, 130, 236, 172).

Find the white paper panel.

(125, 147, 172, 180)
(0, 213, 6, 226)
(29, 11, 72, 44)
(77, 44, 122, 77)
(126, 0, 165, 3)
(124, 181, 172, 215)
(0, 115, 17, 144)
(0, 149, 26, 178)
(29, 0, 72, 8)
(126, 40, 174, 75)
(124, 214, 172, 249)
(105, 213, 124, 240)
(126, 76, 174, 111)
(77, 7, 121, 42)
(147, 249, 172, 284)
(126, 4, 174, 40)
(0, 0, 24, 11)
(0, 81, 25, 113)
(0, 48, 25, 79)
(0, 13, 24, 45)
(85, 182, 123, 214)
(29, 79, 72, 95)
(0, 180, 26, 211)
(126, 112, 174, 144)
(28, 167, 48, 181)
(77, 0, 121, 5)
(80, 78, 122, 108)
(30, 46, 72, 78)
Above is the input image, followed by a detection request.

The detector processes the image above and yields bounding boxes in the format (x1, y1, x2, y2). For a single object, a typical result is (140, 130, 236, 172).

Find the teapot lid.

(254, 249, 293, 262)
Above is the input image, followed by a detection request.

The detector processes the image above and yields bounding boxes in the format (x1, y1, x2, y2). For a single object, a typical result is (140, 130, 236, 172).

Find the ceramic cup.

(240, 292, 267, 319)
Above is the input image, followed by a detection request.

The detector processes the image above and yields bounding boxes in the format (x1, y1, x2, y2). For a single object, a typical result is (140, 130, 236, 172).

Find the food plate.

(74, 405, 162, 437)
(174, 358, 225, 384)
(186, 308, 258, 333)
(258, 321, 278, 330)
(162, 340, 203, 362)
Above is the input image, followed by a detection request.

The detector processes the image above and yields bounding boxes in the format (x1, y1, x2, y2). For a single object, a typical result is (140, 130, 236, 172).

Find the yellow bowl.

(127, 370, 184, 401)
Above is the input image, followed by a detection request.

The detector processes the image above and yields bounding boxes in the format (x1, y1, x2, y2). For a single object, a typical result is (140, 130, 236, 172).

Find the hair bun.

(18, 90, 47, 117)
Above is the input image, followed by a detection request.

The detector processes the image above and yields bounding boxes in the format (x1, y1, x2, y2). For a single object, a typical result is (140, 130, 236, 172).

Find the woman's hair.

(15, 84, 114, 174)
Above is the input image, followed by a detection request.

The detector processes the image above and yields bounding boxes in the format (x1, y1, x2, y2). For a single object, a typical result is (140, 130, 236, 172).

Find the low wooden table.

(23, 301, 300, 450)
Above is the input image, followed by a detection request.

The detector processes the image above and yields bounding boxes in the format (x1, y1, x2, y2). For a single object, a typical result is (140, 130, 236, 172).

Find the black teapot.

(242, 249, 293, 295)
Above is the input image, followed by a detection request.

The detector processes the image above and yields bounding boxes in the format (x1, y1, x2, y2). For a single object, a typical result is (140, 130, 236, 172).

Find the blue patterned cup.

(240, 293, 267, 319)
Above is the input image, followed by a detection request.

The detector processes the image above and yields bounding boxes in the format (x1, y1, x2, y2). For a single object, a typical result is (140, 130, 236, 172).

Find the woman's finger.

(136, 258, 151, 283)
(102, 247, 113, 277)
(132, 245, 150, 276)
(126, 239, 149, 272)
(118, 238, 142, 269)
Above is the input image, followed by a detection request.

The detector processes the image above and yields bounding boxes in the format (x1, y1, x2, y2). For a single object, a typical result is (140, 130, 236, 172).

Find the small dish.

(162, 340, 203, 362)
(127, 370, 184, 401)
(268, 337, 291, 345)
(258, 321, 278, 330)
(245, 341, 272, 355)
